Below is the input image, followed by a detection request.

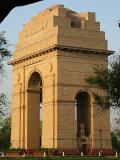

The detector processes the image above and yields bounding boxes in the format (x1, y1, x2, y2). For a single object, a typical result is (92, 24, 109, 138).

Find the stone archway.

(9, 4, 112, 151)
(27, 71, 42, 149)
(75, 91, 91, 153)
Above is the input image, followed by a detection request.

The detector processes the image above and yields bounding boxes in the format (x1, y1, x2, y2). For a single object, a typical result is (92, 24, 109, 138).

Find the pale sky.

(0, 0, 120, 126)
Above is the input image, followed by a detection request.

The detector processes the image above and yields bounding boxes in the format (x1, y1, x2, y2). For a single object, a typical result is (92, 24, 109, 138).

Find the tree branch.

(0, 0, 42, 23)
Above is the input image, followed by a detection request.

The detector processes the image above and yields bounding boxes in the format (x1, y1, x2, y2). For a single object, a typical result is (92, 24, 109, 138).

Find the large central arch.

(27, 71, 42, 149)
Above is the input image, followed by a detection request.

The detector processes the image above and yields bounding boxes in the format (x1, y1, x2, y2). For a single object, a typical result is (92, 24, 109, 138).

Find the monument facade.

(9, 4, 113, 153)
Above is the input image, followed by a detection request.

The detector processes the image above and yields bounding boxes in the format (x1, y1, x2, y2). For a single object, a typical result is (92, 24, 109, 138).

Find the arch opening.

(75, 91, 91, 152)
(27, 71, 42, 149)
(75, 91, 91, 137)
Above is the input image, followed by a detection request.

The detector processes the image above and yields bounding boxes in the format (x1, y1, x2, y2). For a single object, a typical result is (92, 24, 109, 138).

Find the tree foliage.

(0, 31, 10, 59)
(0, 31, 11, 117)
(0, 93, 8, 117)
(0, 32, 11, 151)
(111, 131, 120, 152)
(86, 55, 120, 109)
(0, 31, 11, 73)
(0, 117, 11, 151)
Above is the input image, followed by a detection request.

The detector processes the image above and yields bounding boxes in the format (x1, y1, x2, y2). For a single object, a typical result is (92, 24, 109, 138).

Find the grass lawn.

(0, 156, 120, 160)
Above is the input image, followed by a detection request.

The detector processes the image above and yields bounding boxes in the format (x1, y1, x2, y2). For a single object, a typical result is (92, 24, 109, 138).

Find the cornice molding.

(8, 44, 114, 65)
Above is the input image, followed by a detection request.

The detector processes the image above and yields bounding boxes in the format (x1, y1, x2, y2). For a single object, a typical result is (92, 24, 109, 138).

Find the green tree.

(0, 31, 11, 117)
(0, 31, 11, 151)
(85, 55, 120, 110)
(0, 31, 11, 62)
(111, 131, 120, 152)
(0, 117, 11, 151)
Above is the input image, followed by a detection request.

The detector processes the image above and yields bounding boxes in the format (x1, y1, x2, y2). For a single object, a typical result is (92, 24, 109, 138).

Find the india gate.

(9, 4, 113, 153)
